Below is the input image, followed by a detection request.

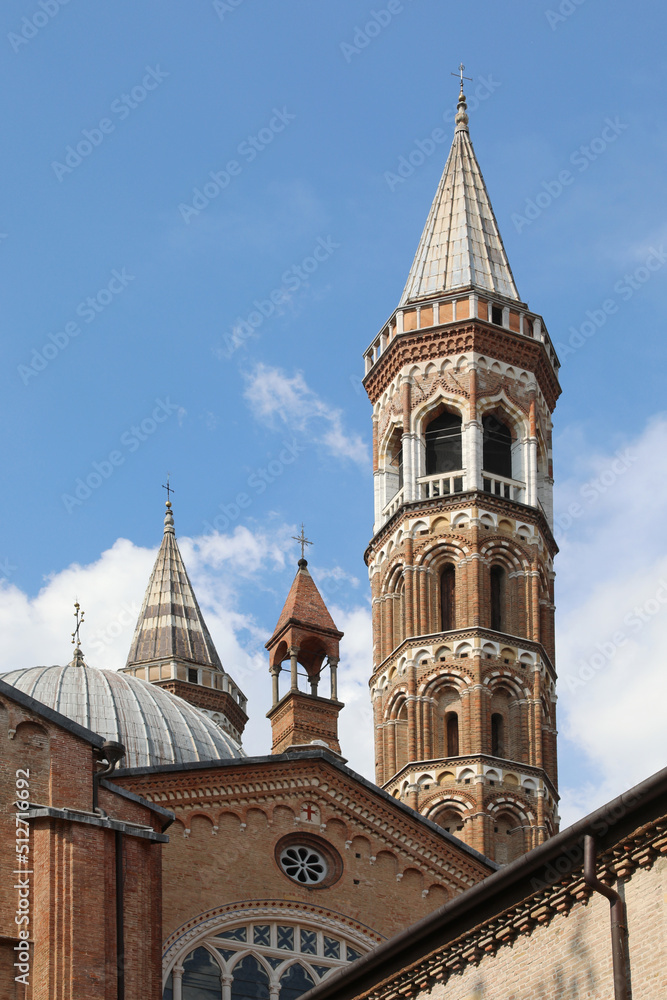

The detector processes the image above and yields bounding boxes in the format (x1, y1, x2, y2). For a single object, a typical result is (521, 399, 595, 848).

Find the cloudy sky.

(1, 0, 665, 829)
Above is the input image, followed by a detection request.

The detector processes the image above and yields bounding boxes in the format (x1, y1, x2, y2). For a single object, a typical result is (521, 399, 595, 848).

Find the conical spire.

(125, 501, 224, 671)
(400, 82, 520, 305)
(270, 558, 340, 641)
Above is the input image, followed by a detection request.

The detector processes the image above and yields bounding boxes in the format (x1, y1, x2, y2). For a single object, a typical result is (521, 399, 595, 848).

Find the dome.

(1, 659, 244, 769)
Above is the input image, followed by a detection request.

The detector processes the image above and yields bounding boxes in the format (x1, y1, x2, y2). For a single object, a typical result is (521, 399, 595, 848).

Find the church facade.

(0, 78, 626, 1000)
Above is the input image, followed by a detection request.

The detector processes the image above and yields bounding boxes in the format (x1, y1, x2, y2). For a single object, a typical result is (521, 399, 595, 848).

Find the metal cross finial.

(451, 63, 473, 88)
(71, 602, 85, 648)
(162, 474, 175, 503)
(292, 523, 313, 560)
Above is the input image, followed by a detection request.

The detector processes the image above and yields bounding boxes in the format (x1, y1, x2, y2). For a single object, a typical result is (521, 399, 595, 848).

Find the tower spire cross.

(292, 523, 313, 560)
(451, 63, 473, 88)
(162, 474, 175, 503)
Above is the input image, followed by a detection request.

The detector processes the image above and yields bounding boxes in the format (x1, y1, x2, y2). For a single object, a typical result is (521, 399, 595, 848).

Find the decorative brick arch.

(410, 394, 467, 437)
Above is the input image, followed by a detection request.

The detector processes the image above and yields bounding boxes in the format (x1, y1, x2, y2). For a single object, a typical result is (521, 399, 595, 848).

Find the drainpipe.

(116, 829, 125, 1000)
(583, 835, 630, 1000)
(92, 741, 126, 999)
(92, 740, 126, 813)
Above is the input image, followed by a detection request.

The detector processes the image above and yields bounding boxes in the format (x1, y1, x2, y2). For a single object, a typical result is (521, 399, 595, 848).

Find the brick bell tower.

(266, 551, 344, 756)
(363, 82, 561, 864)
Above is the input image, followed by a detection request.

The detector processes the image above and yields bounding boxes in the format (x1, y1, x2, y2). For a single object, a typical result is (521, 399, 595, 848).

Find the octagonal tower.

(364, 84, 561, 864)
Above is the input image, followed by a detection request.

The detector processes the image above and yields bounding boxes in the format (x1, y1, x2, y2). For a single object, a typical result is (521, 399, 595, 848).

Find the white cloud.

(6, 413, 665, 824)
(555, 413, 667, 826)
(0, 522, 375, 772)
(243, 364, 369, 467)
(0, 539, 155, 673)
(332, 603, 374, 779)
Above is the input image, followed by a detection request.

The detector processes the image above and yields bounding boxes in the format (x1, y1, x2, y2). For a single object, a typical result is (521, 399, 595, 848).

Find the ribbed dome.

(1, 661, 244, 769)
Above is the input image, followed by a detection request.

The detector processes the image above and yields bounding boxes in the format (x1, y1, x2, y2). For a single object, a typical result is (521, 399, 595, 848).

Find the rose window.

(279, 845, 328, 884)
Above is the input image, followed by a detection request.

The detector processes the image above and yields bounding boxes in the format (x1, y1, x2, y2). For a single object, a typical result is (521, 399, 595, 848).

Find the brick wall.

(118, 756, 493, 951)
(0, 690, 164, 1000)
(406, 856, 667, 1000)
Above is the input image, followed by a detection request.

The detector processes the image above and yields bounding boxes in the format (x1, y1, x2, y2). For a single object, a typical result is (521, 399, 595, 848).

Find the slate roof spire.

(125, 500, 223, 671)
(400, 80, 520, 305)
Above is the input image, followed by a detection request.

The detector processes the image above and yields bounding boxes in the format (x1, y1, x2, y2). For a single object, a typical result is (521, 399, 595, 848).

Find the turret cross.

(71, 602, 85, 648)
(292, 524, 313, 560)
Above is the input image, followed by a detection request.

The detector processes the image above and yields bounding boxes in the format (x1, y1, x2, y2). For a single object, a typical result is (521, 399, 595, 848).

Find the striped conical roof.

(400, 86, 520, 305)
(125, 503, 223, 671)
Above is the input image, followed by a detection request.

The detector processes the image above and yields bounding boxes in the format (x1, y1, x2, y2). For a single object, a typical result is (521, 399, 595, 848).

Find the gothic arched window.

(440, 564, 456, 631)
(165, 921, 367, 1000)
(279, 964, 316, 1000)
(490, 566, 506, 632)
(425, 412, 462, 475)
(491, 713, 504, 757)
(446, 712, 459, 757)
(493, 812, 524, 865)
(434, 806, 465, 836)
(182, 947, 223, 1000)
(482, 415, 512, 478)
(394, 441, 403, 491)
(231, 956, 270, 1000)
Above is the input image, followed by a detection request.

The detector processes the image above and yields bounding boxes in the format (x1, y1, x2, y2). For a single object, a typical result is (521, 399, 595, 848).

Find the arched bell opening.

(482, 414, 513, 479)
(490, 564, 506, 632)
(440, 563, 456, 631)
(425, 411, 463, 476)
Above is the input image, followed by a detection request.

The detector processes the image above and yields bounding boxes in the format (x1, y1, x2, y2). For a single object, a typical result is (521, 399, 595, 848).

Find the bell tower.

(364, 82, 560, 864)
(266, 556, 344, 756)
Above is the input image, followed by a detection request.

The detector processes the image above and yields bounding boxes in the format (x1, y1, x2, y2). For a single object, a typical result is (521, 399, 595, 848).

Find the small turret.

(266, 546, 344, 756)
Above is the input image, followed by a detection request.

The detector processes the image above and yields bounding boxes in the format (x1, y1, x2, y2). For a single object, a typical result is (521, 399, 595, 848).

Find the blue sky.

(1, 0, 666, 826)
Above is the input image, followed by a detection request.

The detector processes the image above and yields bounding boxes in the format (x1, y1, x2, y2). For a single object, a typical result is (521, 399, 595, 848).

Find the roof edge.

(113, 747, 498, 871)
(100, 777, 175, 823)
(298, 764, 667, 1000)
(0, 676, 105, 748)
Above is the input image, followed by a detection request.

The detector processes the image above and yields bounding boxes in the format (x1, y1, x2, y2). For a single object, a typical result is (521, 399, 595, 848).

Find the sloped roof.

(268, 559, 342, 645)
(400, 88, 520, 305)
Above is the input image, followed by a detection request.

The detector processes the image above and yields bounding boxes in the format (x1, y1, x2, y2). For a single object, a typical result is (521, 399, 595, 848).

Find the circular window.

(279, 845, 328, 885)
(274, 833, 343, 889)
